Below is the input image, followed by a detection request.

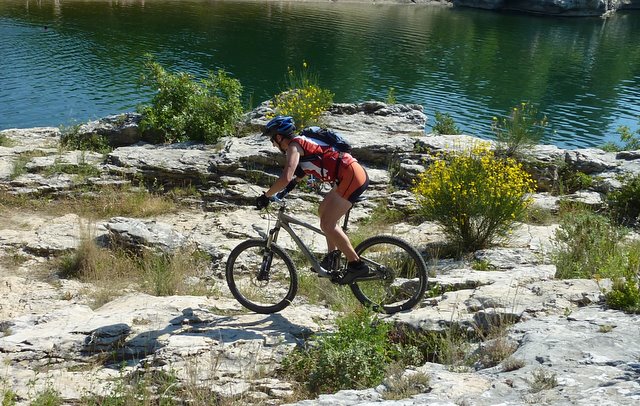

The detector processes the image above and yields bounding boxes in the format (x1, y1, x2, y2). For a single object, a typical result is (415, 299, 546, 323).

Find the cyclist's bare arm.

(265, 143, 303, 197)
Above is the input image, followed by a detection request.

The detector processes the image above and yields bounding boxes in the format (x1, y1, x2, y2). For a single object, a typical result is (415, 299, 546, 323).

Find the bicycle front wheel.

(350, 235, 428, 314)
(225, 239, 298, 314)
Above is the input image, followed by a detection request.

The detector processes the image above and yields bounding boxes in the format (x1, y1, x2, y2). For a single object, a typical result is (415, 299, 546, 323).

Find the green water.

(1, 0, 639, 148)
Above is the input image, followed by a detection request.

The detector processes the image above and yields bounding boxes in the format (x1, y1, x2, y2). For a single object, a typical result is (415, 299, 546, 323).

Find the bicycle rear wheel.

(350, 235, 428, 314)
(225, 239, 298, 314)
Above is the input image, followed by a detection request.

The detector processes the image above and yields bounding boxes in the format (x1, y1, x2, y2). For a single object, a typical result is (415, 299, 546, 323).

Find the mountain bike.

(225, 198, 428, 314)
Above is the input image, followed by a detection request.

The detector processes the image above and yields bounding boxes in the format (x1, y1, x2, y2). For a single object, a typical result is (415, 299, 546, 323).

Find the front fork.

(257, 224, 281, 281)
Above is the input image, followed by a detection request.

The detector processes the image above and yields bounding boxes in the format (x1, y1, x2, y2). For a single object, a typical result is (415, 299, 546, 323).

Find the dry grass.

(296, 271, 359, 312)
(0, 185, 177, 220)
(470, 313, 519, 370)
(529, 367, 558, 393)
(56, 225, 216, 308)
(476, 335, 518, 369)
(9, 150, 50, 179)
(349, 203, 408, 247)
(0, 249, 31, 273)
(598, 324, 614, 333)
(382, 363, 430, 400)
(0, 133, 15, 147)
(501, 357, 526, 372)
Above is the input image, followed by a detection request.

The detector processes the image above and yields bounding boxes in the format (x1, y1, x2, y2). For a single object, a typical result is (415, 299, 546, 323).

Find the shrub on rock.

(138, 54, 243, 144)
(412, 143, 535, 252)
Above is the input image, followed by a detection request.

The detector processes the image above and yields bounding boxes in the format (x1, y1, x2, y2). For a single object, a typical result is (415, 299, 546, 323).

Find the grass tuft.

(0, 184, 177, 220)
(501, 357, 525, 372)
(382, 364, 430, 400)
(528, 368, 558, 393)
(57, 226, 216, 307)
(0, 133, 15, 147)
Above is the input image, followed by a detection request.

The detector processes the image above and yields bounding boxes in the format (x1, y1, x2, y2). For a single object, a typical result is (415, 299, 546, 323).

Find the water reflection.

(0, 0, 639, 148)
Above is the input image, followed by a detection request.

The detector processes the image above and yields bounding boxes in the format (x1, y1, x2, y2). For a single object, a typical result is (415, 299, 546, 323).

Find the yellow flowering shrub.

(271, 61, 333, 128)
(412, 144, 536, 252)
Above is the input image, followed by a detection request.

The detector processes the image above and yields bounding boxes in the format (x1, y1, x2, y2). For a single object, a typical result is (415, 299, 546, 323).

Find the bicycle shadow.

(88, 307, 313, 368)
(178, 308, 314, 344)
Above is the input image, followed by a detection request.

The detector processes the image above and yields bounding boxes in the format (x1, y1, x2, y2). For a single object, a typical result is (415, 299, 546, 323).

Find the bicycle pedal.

(329, 271, 344, 284)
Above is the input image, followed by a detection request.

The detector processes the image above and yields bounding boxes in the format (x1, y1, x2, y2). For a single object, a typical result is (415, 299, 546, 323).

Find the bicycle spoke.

(351, 236, 427, 313)
(226, 240, 297, 313)
(233, 249, 291, 305)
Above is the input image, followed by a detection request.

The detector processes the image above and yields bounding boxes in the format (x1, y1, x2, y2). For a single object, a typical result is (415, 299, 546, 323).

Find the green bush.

(607, 174, 640, 228)
(138, 55, 243, 144)
(412, 144, 535, 252)
(2, 388, 17, 406)
(386, 87, 397, 104)
(0, 133, 13, 147)
(552, 207, 631, 279)
(271, 61, 333, 128)
(617, 124, 640, 150)
(83, 368, 194, 406)
(388, 325, 469, 367)
(605, 277, 640, 313)
(59, 124, 111, 153)
(282, 309, 392, 394)
(552, 164, 593, 195)
(562, 170, 593, 194)
(281, 308, 428, 395)
(30, 387, 63, 406)
(491, 102, 547, 158)
(605, 240, 640, 313)
(432, 111, 460, 135)
(602, 122, 640, 152)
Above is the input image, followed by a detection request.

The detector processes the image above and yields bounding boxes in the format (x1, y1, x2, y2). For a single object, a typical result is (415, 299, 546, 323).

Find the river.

(1, 0, 639, 148)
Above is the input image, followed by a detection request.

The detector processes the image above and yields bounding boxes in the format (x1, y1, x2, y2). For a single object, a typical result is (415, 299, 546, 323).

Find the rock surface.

(452, 0, 640, 16)
(1, 103, 640, 404)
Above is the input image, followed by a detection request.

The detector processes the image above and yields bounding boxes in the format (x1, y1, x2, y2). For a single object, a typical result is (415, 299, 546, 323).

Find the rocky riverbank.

(267, 0, 640, 17)
(1, 102, 639, 405)
(451, 0, 640, 17)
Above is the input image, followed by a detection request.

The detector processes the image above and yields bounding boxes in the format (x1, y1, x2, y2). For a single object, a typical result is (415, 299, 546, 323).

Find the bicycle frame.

(262, 200, 386, 283)
(265, 203, 334, 278)
(228, 199, 429, 314)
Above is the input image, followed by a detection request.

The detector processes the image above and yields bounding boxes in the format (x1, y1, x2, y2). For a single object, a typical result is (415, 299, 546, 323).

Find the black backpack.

(299, 126, 352, 153)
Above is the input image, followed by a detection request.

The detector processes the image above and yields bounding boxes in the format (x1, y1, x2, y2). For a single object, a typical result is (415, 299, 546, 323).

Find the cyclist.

(256, 115, 370, 283)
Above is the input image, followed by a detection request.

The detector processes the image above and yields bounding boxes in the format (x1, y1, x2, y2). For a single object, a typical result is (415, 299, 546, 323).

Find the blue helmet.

(263, 115, 296, 138)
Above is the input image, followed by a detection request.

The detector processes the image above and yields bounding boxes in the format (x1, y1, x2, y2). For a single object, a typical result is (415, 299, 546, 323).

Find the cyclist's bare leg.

(318, 186, 336, 251)
(319, 189, 358, 262)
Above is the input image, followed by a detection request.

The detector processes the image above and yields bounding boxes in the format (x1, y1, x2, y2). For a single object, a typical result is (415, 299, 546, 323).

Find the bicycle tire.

(225, 239, 298, 314)
(350, 235, 428, 314)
